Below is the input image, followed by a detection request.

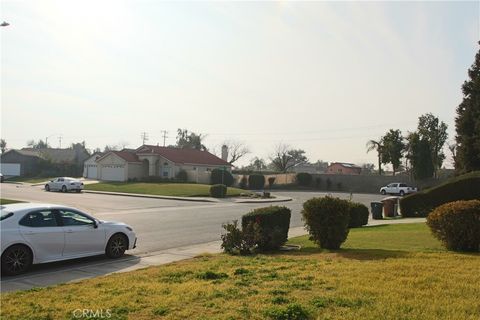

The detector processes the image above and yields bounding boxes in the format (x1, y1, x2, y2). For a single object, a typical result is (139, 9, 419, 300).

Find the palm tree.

(366, 139, 383, 175)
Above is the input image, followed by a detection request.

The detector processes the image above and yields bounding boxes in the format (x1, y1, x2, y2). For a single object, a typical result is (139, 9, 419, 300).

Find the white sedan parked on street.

(1, 203, 137, 276)
(45, 177, 84, 193)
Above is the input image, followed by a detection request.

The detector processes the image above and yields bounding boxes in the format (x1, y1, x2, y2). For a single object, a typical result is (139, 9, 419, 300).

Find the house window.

(164, 162, 168, 166)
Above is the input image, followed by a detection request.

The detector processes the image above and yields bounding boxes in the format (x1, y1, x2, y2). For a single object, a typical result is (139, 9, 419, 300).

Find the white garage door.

(0, 163, 21, 176)
(86, 165, 97, 179)
(101, 166, 125, 181)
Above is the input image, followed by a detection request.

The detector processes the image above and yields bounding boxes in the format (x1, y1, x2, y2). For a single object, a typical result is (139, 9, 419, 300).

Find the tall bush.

(176, 169, 188, 182)
(249, 174, 265, 190)
(426, 200, 480, 252)
(301, 196, 350, 249)
(242, 206, 291, 250)
(348, 202, 369, 228)
(296, 172, 313, 187)
(400, 171, 480, 217)
(210, 169, 234, 187)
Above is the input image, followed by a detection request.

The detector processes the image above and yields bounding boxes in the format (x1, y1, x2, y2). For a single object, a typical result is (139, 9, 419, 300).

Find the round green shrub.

(210, 184, 227, 198)
(242, 206, 291, 251)
(348, 202, 369, 228)
(296, 173, 313, 187)
(301, 196, 350, 249)
(426, 200, 480, 252)
(248, 174, 265, 190)
(210, 169, 234, 187)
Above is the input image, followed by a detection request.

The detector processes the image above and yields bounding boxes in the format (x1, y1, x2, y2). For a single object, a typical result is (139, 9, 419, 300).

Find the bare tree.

(270, 143, 308, 173)
(221, 140, 250, 165)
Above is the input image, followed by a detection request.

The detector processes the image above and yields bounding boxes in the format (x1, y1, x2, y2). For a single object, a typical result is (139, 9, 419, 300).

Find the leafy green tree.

(270, 143, 308, 173)
(455, 42, 480, 173)
(0, 139, 6, 153)
(417, 113, 448, 178)
(176, 129, 207, 151)
(406, 132, 434, 180)
(366, 139, 383, 175)
(381, 129, 405, 176)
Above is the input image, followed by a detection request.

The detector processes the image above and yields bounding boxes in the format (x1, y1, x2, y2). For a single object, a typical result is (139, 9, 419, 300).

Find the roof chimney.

(221, 145, 228, 161)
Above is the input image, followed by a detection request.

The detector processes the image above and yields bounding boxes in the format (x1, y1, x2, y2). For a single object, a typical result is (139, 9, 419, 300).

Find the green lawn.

(0, 198, 25, 205)
(6, 176, 58, 184)
(2, 223, 479, 320)
(85, 182, 248, 197)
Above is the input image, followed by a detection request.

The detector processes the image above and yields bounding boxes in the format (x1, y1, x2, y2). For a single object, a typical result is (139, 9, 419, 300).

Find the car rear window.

(0, 211, 14, 221)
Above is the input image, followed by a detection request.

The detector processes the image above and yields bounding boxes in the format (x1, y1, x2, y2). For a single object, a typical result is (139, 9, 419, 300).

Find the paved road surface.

(1, 183, 386, 255)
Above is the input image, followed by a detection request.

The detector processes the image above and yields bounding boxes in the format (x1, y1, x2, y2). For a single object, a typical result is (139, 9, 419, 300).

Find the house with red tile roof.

(85, 145, 231, 182)
(326, 162, 362, 175)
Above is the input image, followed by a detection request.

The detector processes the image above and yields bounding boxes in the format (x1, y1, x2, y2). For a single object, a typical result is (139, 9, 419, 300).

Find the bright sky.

(1, 1, 478, 168)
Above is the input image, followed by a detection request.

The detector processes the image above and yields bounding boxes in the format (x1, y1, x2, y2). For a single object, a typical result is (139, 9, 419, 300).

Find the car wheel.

(106, 234, 128, 259)
(76, 189, 81, 193)
(45, 184, 50, 192)
(381, 190, 386, 195)
(400, 190, 405, 196)
(62, 185, 67, 193)
(1, 244, 33, 276)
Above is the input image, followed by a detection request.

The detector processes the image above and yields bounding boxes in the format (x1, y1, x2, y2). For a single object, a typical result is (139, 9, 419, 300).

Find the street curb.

(234, 196, 293, 203)
(82, 190, 220, 203)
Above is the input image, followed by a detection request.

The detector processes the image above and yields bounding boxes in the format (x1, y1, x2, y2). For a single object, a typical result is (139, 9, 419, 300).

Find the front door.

(19, 209, 65, 262)
(57, 209, 106, 257)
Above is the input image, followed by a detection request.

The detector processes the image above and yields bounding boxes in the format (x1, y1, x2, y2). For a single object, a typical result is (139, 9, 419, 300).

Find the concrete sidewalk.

(0, 219, 425, 293)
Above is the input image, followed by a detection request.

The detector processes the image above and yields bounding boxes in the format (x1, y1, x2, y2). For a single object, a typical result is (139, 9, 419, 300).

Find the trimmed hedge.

(242, 206, 291, 250)
(301, 196, 350, 249)
(348, 202, 369, 228)
(426, 200, 480, 252)
(296, 172, 313, 187)
(211, 169, 234, 187)
(400, 171, 480, 217)
(248, 174, 266, 190)
(210, 184, 227, 198)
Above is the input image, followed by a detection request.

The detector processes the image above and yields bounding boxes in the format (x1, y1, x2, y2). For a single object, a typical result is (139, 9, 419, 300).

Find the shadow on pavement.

(0, 254, 142, 292)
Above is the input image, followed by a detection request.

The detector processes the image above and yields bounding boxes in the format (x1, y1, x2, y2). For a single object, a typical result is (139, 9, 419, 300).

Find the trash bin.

(381, 197, 400, 217)
(370, 202, 383, 220)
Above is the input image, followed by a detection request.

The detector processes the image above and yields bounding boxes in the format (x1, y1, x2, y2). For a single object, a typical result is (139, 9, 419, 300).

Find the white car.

(380, 183, 417, 196)
(1, 203, 137, 276)
(45, 177, 84, 193)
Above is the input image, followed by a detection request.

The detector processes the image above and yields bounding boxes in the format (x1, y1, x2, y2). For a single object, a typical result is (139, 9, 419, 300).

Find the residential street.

(1, 183, 386, 255)
(1, 183, 424, 292)
(1, 184, 388, 254)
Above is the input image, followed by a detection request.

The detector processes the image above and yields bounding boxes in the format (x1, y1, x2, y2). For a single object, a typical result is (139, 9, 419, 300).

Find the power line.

(161, 130, 168, 147)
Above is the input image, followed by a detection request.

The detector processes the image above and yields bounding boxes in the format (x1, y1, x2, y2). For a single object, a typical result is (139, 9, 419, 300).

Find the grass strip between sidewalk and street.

(85, 182, 247, 197)
(1, 223, 479, 320)
(0, 199, 25, 205)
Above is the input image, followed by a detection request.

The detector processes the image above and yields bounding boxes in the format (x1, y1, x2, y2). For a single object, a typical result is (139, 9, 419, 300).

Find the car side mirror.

(93, 220, 98, 229)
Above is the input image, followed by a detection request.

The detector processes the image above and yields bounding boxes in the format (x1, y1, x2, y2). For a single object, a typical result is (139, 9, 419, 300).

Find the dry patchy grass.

(1, 224, 479, 320)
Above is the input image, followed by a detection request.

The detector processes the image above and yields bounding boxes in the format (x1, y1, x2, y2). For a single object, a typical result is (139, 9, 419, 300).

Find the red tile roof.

(137, 145, 231, 166)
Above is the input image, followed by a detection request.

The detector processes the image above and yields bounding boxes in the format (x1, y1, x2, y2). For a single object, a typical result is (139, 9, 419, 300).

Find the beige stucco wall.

(127, 163, 144, 180)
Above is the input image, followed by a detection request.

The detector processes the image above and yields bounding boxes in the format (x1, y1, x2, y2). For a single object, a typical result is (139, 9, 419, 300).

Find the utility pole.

(141, 132, 149, 145)
(58, 135, 62, 148)
(161, 130, 168, 147)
